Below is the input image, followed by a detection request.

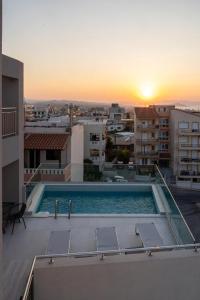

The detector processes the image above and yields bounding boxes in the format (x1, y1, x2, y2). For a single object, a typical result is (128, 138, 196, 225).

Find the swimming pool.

(31, 184, 161, 215)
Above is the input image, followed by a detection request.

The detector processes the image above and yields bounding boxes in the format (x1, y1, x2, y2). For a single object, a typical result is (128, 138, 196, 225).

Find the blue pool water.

(36, 189, 158, 214)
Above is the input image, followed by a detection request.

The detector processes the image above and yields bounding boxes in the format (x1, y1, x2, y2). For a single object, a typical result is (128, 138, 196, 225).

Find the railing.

(179, 129, 200, 134)
(24, 163, 70, 201)
(179, 157, 200, 163)
(20, 242, 200, 300)
(155, 165, 195, 244)
(179, 143, 200, 148)
(136, 151, 159, 156)
(2, 107, 17, 137)
(179, 171, 200, 177)
(136, 139, 159, 144)
(137, 125, 158, 129)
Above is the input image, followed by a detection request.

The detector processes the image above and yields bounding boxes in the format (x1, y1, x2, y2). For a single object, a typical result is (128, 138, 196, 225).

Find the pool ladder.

(68, 200, 72, 219)
(54, 199, 72, 219)
(54, 199, 59, 219)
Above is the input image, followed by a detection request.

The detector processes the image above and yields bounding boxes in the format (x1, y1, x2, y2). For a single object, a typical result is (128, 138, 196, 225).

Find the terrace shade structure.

(24, 133, 70, 169)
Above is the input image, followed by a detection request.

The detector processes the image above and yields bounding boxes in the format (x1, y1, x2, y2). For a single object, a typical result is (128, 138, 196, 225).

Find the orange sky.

(3, 0, 200, 105)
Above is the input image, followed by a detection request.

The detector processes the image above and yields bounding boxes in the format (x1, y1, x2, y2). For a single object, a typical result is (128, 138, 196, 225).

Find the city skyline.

(3, 0, 200, 105)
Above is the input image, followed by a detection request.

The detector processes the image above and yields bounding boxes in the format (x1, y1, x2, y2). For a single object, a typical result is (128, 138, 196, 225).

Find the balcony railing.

(2, 107, 17, 138)
(136, 138, 159, 144)
(179, 170, 200, 177)
(179, 129, 200, 135)
(179, 143, 200, 149)
(137, 124, 159, 130)
(180, 157, 200, 164)
(137, 151, 159, 157)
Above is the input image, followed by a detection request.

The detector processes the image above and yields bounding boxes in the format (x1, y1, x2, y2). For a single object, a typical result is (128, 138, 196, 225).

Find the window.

(160, 144, 168, 151)
(160, 118, 168, 126)
(90, 133, 100, 141)
(192, 122, 199, 131)
(179, 122, 189, 129)
(46, 150, 60, 160)
(90, 149, 99, 157)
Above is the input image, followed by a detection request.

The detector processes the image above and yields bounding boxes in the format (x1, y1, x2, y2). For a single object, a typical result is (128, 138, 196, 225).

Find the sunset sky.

(3, 0, 200, 105)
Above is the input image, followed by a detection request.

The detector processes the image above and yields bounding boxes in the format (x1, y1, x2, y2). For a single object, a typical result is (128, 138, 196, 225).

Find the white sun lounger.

(95, 226, 119, 251)
(135, 223, 163, 248)
(46, 230, 71, 254)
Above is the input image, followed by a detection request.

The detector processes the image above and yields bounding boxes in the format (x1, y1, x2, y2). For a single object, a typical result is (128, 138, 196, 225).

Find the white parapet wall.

(71, 124, 84, 182)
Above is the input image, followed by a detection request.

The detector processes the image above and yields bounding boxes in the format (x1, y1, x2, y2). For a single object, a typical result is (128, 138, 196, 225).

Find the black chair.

(8, 203, 27, 234)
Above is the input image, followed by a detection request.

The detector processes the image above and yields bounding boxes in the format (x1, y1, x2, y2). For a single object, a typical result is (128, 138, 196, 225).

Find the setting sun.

(139, 83, 155, 100)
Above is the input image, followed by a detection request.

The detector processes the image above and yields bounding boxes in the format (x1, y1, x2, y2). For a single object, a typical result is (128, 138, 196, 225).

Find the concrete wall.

(2, 136, 19, 167)
(2, 55, 24, 204)
(34, 250, 200, 300)
(2, 161, 20, 203)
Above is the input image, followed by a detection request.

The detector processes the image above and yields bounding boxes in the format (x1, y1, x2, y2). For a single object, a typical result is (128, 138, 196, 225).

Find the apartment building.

(150, 105, 175, 167)
(134, 107, 160, 165)
(78, 119, 106, 165)
(170, 109, 200, 189)
(1, 54, 24, 230)
(134, 105, 174, 167)
(109, 103, 125, 121)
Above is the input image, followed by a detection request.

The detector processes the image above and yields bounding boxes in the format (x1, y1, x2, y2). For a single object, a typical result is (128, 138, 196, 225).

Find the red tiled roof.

(24, 134, 69, 150)
(135, 107, 158, 119)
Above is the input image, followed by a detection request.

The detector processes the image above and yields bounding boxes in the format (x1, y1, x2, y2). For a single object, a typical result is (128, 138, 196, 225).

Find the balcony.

(179, 129, 200, 135)
(136, 151, 159, 157)
(179, 143, 200, 150)
(137, 124, 159, 130)
(159, 124, 169, 130)
(136, 138, 159, 145)
(159, 137, 169, 142)
(179, 170, 200, 177)
(179, 157, 200, 164)
(2, 107, 17, 138)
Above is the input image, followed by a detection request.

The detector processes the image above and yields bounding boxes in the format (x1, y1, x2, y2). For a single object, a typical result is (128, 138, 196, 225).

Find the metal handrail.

(20, 257, 36, 300)
(20, 241, 200, 299)
(155, 165, 196, 243)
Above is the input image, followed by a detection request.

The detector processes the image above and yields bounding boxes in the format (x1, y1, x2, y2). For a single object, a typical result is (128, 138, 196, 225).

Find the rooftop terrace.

(3, 164, 196, 300)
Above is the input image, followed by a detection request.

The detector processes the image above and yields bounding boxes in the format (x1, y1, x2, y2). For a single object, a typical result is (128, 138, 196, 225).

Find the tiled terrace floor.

(3, 215, 174, 300)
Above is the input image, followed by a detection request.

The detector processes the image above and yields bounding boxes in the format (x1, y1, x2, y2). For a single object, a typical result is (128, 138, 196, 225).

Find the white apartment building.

(1, 54, 24, 231)
(32, 105, 49, 120)
(170, 109, 200, 189)
(78, 120, 106, 165)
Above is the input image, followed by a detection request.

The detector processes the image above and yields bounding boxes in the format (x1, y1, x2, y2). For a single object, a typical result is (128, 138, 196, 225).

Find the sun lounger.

(46, 230, 71, 254)
(95, 226, 119, 251)
(135, 223, 163, 248)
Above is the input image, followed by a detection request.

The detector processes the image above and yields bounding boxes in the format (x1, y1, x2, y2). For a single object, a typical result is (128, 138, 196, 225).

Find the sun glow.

(139, 83, 156, 100)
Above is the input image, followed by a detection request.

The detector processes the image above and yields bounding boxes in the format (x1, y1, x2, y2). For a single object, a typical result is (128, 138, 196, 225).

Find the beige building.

(170, 109, 200, 189)
(134, 105, 174, 167)
(134, 106, 160, 165)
